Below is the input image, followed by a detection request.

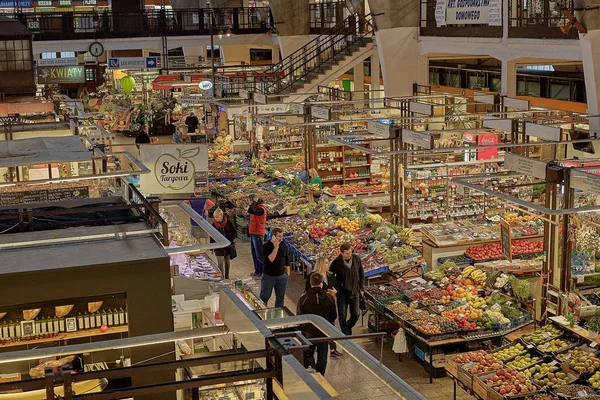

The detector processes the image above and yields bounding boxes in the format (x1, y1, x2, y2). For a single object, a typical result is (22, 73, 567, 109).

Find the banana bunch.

(463, 266, 487, 283)
(399, 228, 420, 248)
(334, 196, 349, 208)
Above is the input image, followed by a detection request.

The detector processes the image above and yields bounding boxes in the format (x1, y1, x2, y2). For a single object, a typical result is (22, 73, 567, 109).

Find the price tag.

(368, 193, 372, 197)
(550, 360, 558, 366)
(591, 342, 598, 348)
(352, 194, 357, 198)
(526, 344, 534, 349)
(577, 275, 585, 283)
(384, 191, 389, 195)
(543, 332, 552, 338)
(245, 393, 255, 400)
(565, 353, 571, 361)
(578, 391, 587, 397)
(330, 157, 334, 162)
(543, 342, 550, 350)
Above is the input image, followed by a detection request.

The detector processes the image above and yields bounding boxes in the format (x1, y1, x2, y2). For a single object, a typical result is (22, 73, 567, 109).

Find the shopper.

(297, 272, 337, 375)
(295, 162, 310, 184)
(260, 227, 290, 308)
(248, 195, 267, 277)
(185, 112, 199, 133)
(330, 242, 365, 335)
(135, 125, 151, 149)
(185, 196, 215, 243)
(305, 256, 342, 357)
(212, 208, 237, 279)
(309, 168, 323, 190)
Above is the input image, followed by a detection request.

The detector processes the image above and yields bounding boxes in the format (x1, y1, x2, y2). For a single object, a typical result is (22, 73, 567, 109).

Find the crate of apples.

(492, 343, 526, 361)
(489, 370, 539, 396)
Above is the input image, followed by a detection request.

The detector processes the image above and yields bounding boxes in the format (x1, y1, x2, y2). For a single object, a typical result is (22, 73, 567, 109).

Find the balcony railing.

(419, 0, 577, 39)
(508, 0, 577, 38)
(10, 7, 274, 41)
(309, 1, 345, 34)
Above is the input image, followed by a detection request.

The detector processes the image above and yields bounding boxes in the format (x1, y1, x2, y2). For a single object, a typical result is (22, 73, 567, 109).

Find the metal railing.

(309, 1, 345, 33)
(508, 0, 577, 37)
(10, 7, 273, 41)
(258, 13, 374, 95)
(419, 0, 577, 38)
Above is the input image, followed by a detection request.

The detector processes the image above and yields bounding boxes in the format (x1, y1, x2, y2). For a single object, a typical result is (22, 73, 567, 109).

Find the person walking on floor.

(297, 272, 338, 375)
(185, 112, 199, 133)
(248, 195, 267, 277)
(211, 208, 237, 279)
(184, 196, 215, 243)
(305, 256, 343, 358)
(330, 242, 365, 335)
(260, 227, 290, 308)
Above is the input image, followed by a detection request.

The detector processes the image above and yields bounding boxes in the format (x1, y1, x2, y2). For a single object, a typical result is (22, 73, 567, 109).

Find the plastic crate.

(364, 265, 389, 278)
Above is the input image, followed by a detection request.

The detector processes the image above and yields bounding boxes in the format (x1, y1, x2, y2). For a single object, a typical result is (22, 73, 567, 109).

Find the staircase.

(258, 14, 377, 102)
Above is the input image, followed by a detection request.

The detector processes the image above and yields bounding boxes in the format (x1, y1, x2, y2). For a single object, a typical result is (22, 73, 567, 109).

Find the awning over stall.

(0, 136, 91, 167)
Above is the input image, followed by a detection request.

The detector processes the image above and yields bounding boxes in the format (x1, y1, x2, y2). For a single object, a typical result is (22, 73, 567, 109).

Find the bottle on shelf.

(59, 317, 65, 333)
(89, 312, 96, 329)
(53, 316, 59, 333)
(47, 316, 54, 334)
(84, 312, 91, 330)
(95, 311, 102, 327)
(118, 308, 125, 325)
(107, 309, 114, 327)
(8, 320, 15, 339)
(35, 318, 41, 335)
(15, 319, 21, 338)
(101, 309, 108, 326)
(2, 320, 8, 339)
(77, 313, 84, 330)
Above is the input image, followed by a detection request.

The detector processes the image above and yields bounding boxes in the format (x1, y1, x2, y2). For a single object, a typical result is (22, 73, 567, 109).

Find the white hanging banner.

(140, 145, 209, 195)
(437, 0, 502, 26)
(402, 129, 433, 149)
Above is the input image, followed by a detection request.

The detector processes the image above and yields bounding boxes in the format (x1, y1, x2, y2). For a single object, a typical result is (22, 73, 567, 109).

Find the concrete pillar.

(270, 0, 311, 57)
(501, 59, 517, 97)
(580, 31, 600, 134)
(371, 53, 381, 98)
(375, 27, 419, 97)
(272, 46, 280, 63)
(354, 60, 365, 102)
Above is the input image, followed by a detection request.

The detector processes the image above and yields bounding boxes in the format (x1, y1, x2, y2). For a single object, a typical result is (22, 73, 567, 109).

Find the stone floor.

(225, 242, 472, 400)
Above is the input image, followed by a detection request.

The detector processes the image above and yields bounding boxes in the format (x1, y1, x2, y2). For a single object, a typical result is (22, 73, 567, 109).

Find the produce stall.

(363, 260, 535, 383)
(445, 316, 600, 400)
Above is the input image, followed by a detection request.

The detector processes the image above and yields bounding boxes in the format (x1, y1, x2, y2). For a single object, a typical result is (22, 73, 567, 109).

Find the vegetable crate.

(368, 295, 408, 314)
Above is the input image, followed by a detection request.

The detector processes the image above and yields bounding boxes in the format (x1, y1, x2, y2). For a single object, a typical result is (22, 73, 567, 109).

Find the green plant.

(565, 312, 578, 326)
(586, 317, 600, 334)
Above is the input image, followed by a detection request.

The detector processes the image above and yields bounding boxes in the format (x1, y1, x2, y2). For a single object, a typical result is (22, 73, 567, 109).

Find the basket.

(370, 296, 409, 314)
(406, 320, 459, 342)
(489, 342, 529, 364)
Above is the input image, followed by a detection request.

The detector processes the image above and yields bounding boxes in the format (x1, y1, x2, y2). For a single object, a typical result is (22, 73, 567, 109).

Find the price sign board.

(402, 129, 433, 149)
(500, 218, 512, 262)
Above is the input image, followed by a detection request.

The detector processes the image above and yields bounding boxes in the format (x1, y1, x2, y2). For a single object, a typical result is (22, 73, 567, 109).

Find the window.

(519, 65, 555, 72)
(83, 51, 96, 63)
(249, 48, 272, 62)
(60, 51, 76, 58)
(85, 68, 97, 82)
(41, 52, 57, 59)
(207, 45, 220, 59)
(0, 40, 32, 71)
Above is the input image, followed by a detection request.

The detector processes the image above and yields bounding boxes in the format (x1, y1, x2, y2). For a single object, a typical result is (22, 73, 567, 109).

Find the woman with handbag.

(212, 209, 237, 279)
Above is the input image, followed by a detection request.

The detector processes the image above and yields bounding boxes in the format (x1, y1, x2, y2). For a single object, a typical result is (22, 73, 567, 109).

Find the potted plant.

(586, 317, 600, 340)
(565, 312, 578, 327)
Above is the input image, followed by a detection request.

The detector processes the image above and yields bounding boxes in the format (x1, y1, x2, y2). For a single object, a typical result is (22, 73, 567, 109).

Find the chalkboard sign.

(47, 187, 89, 202)
(22, 190, 48, 204)
(500, 218, 512, 262)
(0, 192, 24, 206)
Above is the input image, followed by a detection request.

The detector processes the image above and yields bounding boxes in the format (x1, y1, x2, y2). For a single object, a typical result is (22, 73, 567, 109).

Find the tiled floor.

(226, 242, 469, 400)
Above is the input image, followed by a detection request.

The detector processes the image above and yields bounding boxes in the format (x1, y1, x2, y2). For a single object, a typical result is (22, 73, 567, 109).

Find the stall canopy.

(0, 136, 91, 167)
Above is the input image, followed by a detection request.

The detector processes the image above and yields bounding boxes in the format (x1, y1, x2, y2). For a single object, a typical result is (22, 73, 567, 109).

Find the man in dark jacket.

(297, 273, 337, 375)
(135, 124, 151, 149)
(185, 112, 199, 133)
(329, 242, 364, 335)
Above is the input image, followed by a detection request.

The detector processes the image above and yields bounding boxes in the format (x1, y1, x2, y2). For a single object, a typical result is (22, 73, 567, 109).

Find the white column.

(375, 27, 419, 97)
(581, 31, 600, 134)
(501, 59, 517, 97)
(272, 46, 280, 63)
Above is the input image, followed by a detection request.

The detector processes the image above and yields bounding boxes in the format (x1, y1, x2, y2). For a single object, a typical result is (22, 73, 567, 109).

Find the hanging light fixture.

(218, 30, 224, 39)
(226, 29, 232, 37)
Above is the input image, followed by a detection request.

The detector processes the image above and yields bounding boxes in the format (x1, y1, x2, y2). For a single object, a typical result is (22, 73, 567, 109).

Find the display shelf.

(270, 147, 303, 152)
(0, 325, 128, 349)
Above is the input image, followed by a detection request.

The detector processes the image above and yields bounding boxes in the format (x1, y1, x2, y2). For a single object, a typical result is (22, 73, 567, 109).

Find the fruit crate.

(473, 369, 509, 400)
(489, 342, 530, 364)
(369, 295, 410, 314)
(405, 319, 460, 342)
(520, 330, 564, 348)
(532, 369, 578, 391)
(445, 352, 470, 378)
(458, 363, 476, 389)
(536, 337, 580, 356)
(487, 387, 544, 400)
(438, 255, 474, 266)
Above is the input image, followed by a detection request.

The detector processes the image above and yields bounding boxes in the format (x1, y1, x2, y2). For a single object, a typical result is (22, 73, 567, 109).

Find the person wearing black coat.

(135, 124, 151, 149)
(212, 209, 237, 279)
(329, 242, 364, 335)
(297, 273, 337, 376)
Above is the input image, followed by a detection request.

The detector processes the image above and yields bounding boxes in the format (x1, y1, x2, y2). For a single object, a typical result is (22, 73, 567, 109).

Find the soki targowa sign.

(140, 145, 209, 195)
(435, 0, 501, 26)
